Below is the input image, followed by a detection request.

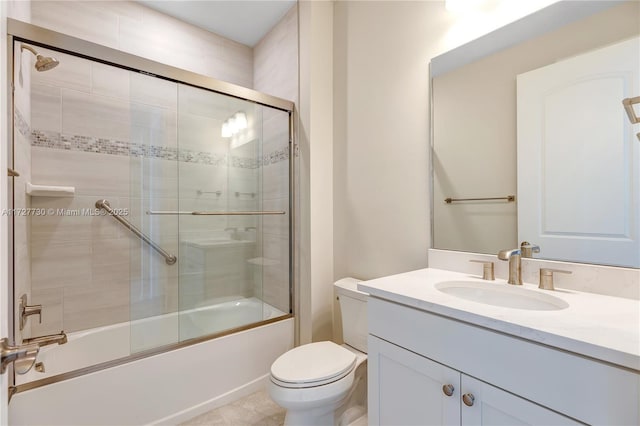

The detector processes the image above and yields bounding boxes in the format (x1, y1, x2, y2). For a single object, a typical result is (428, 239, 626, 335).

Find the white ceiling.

(137, 0, 296, 47)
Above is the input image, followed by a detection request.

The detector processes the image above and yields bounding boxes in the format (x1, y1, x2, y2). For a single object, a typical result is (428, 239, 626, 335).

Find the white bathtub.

(10, 297, 293, 425)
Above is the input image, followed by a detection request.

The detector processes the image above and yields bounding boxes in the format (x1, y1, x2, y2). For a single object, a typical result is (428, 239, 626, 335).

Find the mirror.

(431, 1, 640, 268)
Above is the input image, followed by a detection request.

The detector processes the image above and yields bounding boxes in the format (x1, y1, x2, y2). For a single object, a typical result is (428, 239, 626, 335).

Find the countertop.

(358, 268, 640, 371)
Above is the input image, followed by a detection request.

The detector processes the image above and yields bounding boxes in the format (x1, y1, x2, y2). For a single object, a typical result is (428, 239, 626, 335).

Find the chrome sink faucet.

(497, 248, 522, 285)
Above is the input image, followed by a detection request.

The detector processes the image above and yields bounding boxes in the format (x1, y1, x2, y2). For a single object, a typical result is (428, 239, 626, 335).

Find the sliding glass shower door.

(129, 72, 291, 352)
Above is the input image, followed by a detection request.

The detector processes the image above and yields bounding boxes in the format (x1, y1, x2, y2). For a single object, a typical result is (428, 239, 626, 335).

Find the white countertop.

(358, 268, 640, 371)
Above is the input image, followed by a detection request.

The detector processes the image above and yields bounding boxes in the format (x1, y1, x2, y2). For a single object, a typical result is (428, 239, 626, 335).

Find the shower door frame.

(6, 18, 296, 395)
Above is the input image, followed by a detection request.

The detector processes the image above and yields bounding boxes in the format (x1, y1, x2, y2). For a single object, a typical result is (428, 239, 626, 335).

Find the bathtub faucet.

(23, 331, 67, 347)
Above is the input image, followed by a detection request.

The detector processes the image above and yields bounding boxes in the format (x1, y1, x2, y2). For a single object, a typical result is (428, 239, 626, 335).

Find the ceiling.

(137, 0, 296, 47)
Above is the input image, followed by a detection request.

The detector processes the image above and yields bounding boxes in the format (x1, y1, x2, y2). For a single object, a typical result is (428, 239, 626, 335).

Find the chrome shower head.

(21, 44, 60, 72)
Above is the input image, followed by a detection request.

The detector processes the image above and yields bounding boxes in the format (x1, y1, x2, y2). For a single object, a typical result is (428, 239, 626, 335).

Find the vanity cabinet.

(367, 297, 640, 425)
(369, 336, 578, 425)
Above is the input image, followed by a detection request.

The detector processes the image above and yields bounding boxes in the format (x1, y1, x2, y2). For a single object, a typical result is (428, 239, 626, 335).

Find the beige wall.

(333, 1, 450, 282)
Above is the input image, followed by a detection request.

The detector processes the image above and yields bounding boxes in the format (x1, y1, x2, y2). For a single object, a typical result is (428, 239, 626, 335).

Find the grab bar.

(146, 210, 285, 216)
(445, 195, 515, 204)
(96, 200, 177, 265)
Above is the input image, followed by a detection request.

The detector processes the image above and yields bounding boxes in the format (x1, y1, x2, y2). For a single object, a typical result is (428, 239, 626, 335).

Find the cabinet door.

(368, 335, 460, 426)
(460, 375, 580, 425)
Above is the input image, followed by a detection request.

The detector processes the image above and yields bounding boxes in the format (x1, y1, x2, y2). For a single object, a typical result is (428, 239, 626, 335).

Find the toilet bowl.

(269, 278, 368, 426)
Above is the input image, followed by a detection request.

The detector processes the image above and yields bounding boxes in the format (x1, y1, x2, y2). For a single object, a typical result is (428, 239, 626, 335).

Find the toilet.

(269, 278, 368, 426)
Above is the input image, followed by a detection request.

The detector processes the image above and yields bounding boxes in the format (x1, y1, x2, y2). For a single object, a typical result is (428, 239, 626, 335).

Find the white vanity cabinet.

(369, 336, 578, 425)
(366, 297, 640, 426)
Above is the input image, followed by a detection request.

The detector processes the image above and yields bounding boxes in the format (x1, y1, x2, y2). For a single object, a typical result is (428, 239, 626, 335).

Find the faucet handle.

(469, 260, 495, 281)
(520, 241, 540, 258)
(539, 268, 572, 291)
(19, 294, 42, 331)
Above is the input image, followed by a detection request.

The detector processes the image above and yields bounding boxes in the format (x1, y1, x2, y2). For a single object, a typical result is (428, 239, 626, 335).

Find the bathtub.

(10, 297, 293, 425)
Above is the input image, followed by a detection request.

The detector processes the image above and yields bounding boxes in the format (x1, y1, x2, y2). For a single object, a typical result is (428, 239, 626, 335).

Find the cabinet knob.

(442, 384, 454, 397)
(462, 393, 475, 406)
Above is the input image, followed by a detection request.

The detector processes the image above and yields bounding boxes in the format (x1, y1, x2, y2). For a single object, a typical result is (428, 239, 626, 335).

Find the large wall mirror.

(431, 0, 640, 268)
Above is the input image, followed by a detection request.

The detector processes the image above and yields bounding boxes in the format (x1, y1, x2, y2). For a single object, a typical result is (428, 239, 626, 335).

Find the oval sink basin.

(435, 280, 569, 311)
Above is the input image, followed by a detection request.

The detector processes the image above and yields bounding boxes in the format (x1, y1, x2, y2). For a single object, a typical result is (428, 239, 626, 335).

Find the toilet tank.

(335, 278, 368, 353)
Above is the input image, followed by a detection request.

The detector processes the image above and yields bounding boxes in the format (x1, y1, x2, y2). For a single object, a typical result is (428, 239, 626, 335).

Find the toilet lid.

(271, 341, 356, 388)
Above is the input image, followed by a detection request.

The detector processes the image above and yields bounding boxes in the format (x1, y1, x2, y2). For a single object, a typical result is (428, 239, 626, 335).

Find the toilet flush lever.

(469, 260, 495, 280)
(19, 294, 42, 331)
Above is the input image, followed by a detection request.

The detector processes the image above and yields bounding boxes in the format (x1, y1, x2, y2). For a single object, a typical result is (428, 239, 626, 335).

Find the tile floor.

(180, 390, 285, 426)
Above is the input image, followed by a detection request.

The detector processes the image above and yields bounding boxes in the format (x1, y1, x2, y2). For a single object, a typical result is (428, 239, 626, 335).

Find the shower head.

(21, 44, 60, 72)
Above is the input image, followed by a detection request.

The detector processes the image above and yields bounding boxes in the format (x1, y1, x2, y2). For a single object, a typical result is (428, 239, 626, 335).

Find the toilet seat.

(271, 341, 356, 389)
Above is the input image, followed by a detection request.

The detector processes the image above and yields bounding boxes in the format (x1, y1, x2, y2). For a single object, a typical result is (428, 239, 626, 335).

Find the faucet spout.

(497, 249, 522, 285)
(23, 331, 67, 347)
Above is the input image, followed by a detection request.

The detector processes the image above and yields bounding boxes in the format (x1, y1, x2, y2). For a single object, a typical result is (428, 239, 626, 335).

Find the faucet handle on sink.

(520, 241, 540, 258)
(469, 260, 495, 281)
(539, 268, 572, 291)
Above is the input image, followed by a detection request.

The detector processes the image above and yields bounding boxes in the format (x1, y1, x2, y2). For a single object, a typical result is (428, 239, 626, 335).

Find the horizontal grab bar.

(96, 200, 177, 265)
(445, 195, 515, 204)
(146, 210, 286, 216)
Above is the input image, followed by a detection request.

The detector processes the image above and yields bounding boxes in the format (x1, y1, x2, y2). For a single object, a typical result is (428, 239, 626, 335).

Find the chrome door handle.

(0, 338, 39, 374)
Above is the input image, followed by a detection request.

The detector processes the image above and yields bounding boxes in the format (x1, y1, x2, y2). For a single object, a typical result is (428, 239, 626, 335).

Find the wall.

(298, 0, 335, 343)
(333, 1, 450, 282)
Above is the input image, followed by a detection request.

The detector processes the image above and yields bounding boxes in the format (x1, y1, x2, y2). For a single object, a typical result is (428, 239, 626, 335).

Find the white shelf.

(26, 182, 75, 197)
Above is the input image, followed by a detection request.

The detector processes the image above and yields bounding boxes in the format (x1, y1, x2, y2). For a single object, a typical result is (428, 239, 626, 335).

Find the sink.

(435, 280, 569, 311)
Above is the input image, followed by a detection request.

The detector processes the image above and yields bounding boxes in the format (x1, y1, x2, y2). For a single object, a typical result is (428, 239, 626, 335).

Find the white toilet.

(269, 278, 368, 426)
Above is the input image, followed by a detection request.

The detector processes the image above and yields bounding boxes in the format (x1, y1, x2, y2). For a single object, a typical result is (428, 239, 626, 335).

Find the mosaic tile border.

(14, 109, 30, 139)
(31, 129, 289, 169)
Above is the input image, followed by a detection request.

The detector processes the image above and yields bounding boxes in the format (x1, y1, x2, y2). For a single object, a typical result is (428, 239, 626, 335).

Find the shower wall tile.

(31, 148, 130, 197)
(30, 288, 64, 336)
(62, 279, 130, 331)
(92, 62, 130, 101)
(130, 157, 179, 199)
(131, 104, 177, 149)
(253, 3, 298, 101)
(130, 276, 177, 321)
(31, 240, 92, 291)
(62, 89, 130, 141)
(262, 198, 289, 238)
(30, 196, 96, 243)
(177, 113, 224, 153)
(31, 1, 120, 49)
(31, 84, 61, 133)
(30, 46, 92, 94)
(92, 237, 131, 284)
(119, 4, 253, 88)
(262, 161, 289, 201)
(130, 73, 178, 110)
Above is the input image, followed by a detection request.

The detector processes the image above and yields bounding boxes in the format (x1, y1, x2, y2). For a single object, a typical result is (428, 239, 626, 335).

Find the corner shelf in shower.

(26, 182, 75, 197)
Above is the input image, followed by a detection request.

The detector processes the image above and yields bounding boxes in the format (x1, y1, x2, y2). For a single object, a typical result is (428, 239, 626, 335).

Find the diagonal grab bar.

(95, 199, 177, 265)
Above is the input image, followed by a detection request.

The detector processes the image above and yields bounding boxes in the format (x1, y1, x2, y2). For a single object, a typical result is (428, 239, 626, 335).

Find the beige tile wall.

(30, 1, 253, 88)
(253, 5, 298, 314)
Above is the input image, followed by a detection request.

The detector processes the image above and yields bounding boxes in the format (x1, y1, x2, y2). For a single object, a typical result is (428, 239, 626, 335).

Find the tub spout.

(23, 331, 67, 347)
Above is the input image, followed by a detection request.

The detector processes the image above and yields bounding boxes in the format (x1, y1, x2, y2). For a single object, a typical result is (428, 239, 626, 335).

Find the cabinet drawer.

(369, 297, 640, 425)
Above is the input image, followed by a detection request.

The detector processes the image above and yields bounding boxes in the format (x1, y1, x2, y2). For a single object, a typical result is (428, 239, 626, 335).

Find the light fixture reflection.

(221, 111, 248, 138)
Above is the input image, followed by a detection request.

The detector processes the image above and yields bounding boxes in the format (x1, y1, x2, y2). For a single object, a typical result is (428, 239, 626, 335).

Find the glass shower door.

(128, 74, 291, 350)
(177, 84, 265, 341)
(129, 72, 180, 353)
